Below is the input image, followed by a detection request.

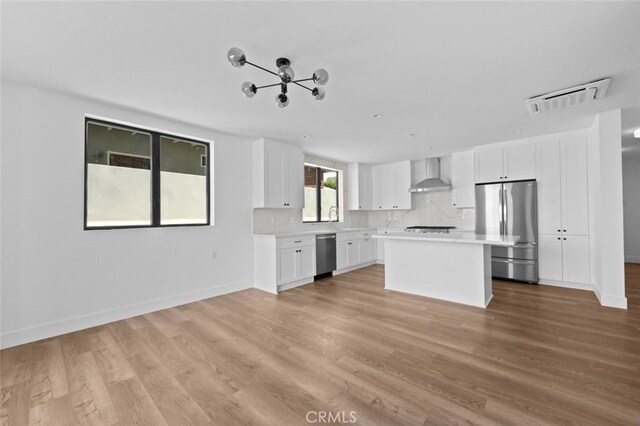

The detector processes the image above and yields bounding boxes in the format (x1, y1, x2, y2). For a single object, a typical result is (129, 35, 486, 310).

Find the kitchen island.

(373, 232, 518, 308)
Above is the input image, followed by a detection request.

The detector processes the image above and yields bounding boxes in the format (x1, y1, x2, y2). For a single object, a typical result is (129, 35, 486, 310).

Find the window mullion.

(316, 167, 321, 222)
(151, 133, 161, 226)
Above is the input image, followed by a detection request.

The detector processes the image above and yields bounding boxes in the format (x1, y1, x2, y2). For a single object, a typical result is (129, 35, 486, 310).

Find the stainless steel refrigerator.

(475, 180, 539, 283)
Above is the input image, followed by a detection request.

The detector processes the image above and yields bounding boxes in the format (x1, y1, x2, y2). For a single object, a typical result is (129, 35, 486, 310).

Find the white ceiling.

(2, 1, 640, 163)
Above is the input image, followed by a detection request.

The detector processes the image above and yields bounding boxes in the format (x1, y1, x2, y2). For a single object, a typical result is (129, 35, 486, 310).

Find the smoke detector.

(525, 78, 611, 115)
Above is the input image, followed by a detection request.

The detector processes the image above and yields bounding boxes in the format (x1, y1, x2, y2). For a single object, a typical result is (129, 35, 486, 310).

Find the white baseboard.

(333, 260, 376, 276)
(599, 293, 628, 309)
(625, 256, 640, 264)
(540, 280, 627, 310)
(0, 280, 252, 350)
(376, 259, 385, 265)
(538, 279, 594, 292)
(277, 276, 314, 292)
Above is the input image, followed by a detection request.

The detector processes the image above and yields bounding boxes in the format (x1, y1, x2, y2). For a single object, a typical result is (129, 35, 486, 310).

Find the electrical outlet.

(211, 250, 217, 260)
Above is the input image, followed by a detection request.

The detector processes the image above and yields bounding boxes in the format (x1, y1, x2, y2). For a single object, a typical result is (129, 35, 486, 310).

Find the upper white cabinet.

(560, 137, 589, 236)
(475, 145, 536, 183)
(451, 151, 475, 208)
(536, 136, 589, 236)
(347, 163, 372, 210)
(371, 161, 412, 210)
(475, 149, 504, 183)
(253, 138, 303, 209)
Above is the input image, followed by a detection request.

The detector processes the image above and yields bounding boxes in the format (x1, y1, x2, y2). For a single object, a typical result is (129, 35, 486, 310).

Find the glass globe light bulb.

(241, 82, 257, 98)
(227, 47, 246, 67)
(278, 65, 295, 83)
(312, 87, 326, 101)
(313, 68, 329, 85)
(276, 93, 289, 108)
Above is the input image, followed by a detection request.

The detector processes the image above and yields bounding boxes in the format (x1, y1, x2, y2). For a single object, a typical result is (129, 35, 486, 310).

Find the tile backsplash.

(367, 190, 475, 231)
(253, 208, 369, 234)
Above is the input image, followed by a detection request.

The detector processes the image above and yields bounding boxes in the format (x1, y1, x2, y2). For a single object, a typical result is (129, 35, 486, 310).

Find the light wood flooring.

(2, 264, 640, 425)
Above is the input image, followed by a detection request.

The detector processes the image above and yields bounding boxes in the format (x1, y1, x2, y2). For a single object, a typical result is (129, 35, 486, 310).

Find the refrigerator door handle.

(499, 186, 504, 236)
(502, 186, 508, 236)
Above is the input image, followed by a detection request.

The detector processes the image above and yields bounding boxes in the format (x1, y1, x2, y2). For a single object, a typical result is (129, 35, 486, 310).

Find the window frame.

(84, 117, 211, 230)
(303, 164, 340, 223)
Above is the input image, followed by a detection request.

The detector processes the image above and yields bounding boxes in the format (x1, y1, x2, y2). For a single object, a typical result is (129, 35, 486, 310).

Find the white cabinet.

(360, 237, 372, 261)
(277, 248, 297, 284)
(536, 136, 589, 235)
(561, 235, 590, 284)
(475, 145, 536, 183)
(254, 235, 315, 293)
(371, 161, 412, 210)
(538, 234, 590, 284)
(504, 145, 537, 181)
(538, 235, 563, 281)
(560, 137, 589, 236)
(347, 163, 372, 210)
(253, 138, 303, 209)
(277, 245, 315, 285)
(336, 230, 376, 272)
(451, 151, 475, 208)
(475, 149, 504, 183)
(536, 136, 590, 285)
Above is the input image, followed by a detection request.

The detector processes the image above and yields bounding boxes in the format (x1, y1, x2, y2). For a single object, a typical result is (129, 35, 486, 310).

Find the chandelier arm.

(254, 82, 283, 90)
(291, 78, 314, 83)
(292, 81, 313, 92)
(244, 61, 278, 77)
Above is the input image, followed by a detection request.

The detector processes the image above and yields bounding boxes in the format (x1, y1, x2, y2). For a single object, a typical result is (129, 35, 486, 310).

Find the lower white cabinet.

(336, 231, 376, 271)
(277, 246, 315, 285)
(539, 234, 590, 284)
(254, 235, 316, 293)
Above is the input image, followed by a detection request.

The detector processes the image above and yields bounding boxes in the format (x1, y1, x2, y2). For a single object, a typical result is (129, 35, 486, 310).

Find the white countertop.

(373, 232, 519, 246)
(253, 227, 377, 239)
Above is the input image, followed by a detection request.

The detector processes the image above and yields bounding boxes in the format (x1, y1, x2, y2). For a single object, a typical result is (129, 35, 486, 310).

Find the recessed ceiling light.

(372, 113, 383, 118)
(512, 129, 521, 134)
(634, 129, 640, 138)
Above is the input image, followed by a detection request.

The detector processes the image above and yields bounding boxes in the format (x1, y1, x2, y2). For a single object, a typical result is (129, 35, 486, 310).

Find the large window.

(85, 118, 210, 229)
(303, 164, 339, 223)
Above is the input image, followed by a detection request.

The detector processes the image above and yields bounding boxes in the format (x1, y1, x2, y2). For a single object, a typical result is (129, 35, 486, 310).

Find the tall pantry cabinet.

(536, 136, 590, 285)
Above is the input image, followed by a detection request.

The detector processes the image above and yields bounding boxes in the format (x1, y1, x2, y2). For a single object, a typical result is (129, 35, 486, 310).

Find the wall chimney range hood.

(409, 158, 451, 192)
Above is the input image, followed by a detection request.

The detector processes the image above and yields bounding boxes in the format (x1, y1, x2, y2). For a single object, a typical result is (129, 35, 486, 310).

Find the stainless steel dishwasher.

(315, 233, 337, 278)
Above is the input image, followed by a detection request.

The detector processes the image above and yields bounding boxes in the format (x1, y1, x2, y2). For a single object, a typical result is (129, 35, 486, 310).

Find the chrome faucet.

(328, 206, 338, 229)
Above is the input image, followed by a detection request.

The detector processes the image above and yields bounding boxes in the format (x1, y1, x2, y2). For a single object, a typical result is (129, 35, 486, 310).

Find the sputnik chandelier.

(227, 47, 329, 108)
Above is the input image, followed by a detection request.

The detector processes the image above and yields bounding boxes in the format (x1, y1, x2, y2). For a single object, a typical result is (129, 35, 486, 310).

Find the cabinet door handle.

(563, 229, 567, 232)
(558, 229, 561, 232)
(294, 240, 302, 243)
(557, 237, 561, 240)
(347, 242, 352, 245)
(563, 238, 567, 240)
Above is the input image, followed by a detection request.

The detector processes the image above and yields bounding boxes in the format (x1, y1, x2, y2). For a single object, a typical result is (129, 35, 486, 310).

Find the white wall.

(588, 110, 627, 308)
(622, 154, 640, 263)
(0, 82, 254, 348)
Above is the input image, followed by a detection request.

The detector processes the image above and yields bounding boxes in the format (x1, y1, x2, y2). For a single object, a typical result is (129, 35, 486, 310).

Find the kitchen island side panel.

(384, 239, 492, 308)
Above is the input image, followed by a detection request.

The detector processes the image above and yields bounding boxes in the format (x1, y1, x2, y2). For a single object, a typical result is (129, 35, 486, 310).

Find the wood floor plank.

(29, 340, 69, 409)
(106, 377, 167, 426)
(2, 263, 640, 424)
(126, 349, 211, 425)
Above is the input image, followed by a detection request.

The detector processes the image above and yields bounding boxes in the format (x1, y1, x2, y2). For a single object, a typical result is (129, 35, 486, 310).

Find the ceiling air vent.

(525, 78, 611, 115)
